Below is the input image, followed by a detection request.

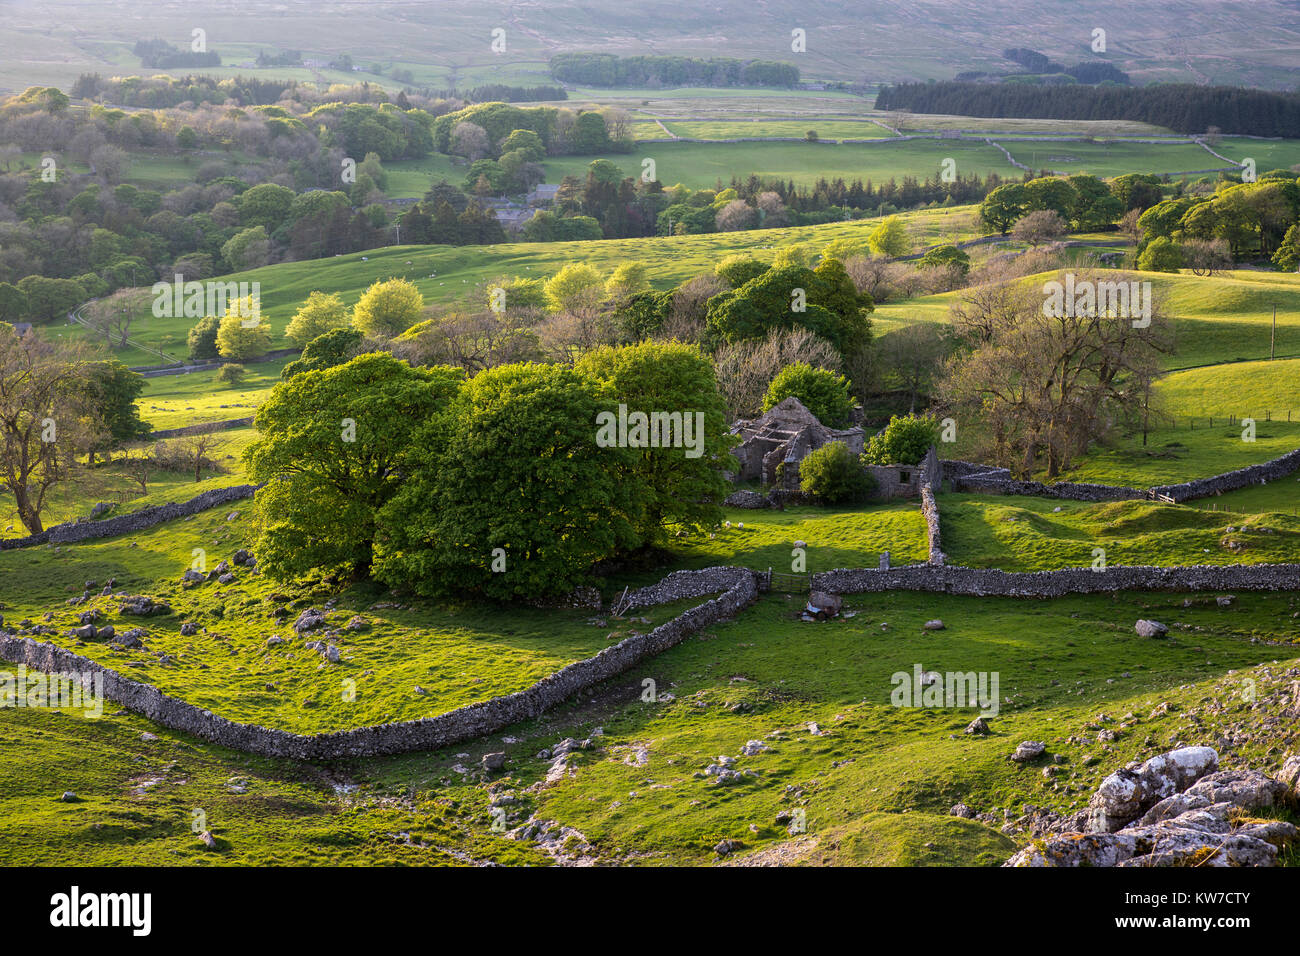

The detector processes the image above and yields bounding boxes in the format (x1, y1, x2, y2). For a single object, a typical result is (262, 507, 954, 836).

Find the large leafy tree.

(704, 262, 873, 357)
(576, 341, 735, 539)
(352, 277, 424, 338)
(81, 360, 150, 461)
(979, 183, 1029, 235)
(0, 284, 26, 324)
(282, 327, 364, 380)
(215, 296, 272, 360)
(862, 414, 940, 466)
(187, 314, 221, 361)
(1066, 174, 1123, 230)
(0, 327, 101, 532)
(762, 362, 854, 427)
(375, 363, 645, 602)
(244, 354, 464, 578)
(867, 215, 910, 256)
(1023, 176, 1077, 220)
(285, 291, 349, 346)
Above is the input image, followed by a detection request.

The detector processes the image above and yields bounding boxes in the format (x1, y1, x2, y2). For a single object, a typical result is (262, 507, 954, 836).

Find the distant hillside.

(4, 0, 1300, 91)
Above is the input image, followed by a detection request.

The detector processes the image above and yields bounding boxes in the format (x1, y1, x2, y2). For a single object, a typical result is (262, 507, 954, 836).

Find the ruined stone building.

(730, 397, 865, 489)
(730, 396, 941, 499)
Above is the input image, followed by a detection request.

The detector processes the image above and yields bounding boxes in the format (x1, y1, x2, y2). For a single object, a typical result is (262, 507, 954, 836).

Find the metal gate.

(766, 568, 812, 593)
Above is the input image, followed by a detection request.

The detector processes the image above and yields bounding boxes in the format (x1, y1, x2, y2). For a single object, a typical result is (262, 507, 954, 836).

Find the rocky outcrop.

(1006, 747, 1300, 867)
(1087, 746, 1220, 832)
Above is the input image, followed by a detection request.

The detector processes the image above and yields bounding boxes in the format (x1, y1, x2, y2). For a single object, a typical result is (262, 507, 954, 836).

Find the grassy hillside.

(4, 497, 1296, 865)
(63, 205, 981, 362)
(874, 269, 1300, 372)
(0, 508, 708, 733)
(941, 495, 1300, 571)
(1052, 422, 1300, 486)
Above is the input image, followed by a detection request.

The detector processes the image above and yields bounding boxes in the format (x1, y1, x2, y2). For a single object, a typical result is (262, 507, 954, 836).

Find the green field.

(388, 139, 1021, 197)
(139, 360, 290, 429)
(940, 495, 1300, 570)
(1053, 422, 1300, 487)
(7, 579, 1295, 865)
(1003, 140, 1240, 178)
(1157, 358, 1300, 420)
(660, 120, 896, 140)
(0, 508, 710, 734)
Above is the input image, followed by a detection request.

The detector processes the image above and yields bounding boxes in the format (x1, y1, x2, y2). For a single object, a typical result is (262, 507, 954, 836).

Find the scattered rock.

(964, 717, 991, 736)
(179, 622, 198, 636)
(1279, 755, 1300, 793)
(1135, 619, 1167, 639)
(293, 608, 327, 634)
(1011, 741, 1046, 763)
(119, 595, 171, 616)
(804, 591, 841, 620)
(482, 752, 507, 772)
(714, 838, 742, 857)
(923, 619, 945, 631)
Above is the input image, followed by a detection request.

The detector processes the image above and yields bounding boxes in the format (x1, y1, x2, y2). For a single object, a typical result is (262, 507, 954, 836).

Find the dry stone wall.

(0, 567, 758, 760)
(920, 484, 944, 565)
(814, 562, 1300, 597)
(0, 484, 259, 551)
(1149, 447, 1300, 502)
(941, 448, 1300, 503)
(148, 417, 253, 440)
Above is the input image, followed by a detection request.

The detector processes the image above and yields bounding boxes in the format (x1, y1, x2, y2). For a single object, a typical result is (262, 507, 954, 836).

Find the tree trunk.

(14, 487, 42, 534)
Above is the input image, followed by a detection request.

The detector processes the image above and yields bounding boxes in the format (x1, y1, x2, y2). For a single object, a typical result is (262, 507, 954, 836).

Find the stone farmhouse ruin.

(729, 396, 940, 497)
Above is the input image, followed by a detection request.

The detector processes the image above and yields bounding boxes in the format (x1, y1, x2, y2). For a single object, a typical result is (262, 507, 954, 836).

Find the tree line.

(876, 81, 1300, 137)
(548, 54, 798, 88)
